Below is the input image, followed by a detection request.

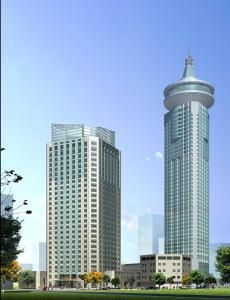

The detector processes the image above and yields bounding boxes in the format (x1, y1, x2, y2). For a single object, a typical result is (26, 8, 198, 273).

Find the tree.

(204, 273, 216, 287)
(182, 272, 191, 286)
(1, 260, 21, 292)
(124, 280, 128, 289)
(103, 274, 110, 288)
(189, 270, 205, 287)
(151, 272, 166, 288)
(90, 272, 103, 285)
(166, 276, 174, 289)
(0, 216, 23, 268)
(79, 274, 87, 287)
(1, 149, 32, 268)
(111, 277, 120, 288)
(19, 269, 35, 286)
(0, 260, 20, 282)
(216, 246, 230, 283)
(127, 276, 135, 289)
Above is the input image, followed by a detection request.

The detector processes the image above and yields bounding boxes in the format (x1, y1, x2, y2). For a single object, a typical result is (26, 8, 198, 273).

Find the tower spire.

(182, 55, 195, 79)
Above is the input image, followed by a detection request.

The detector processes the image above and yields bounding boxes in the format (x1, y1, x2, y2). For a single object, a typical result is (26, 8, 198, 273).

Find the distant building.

(39, 242, 46, 271)
(209, 243, 230, 277)
(158, 237, 165, 254)
(1, 194, 14, 217)
(20, 263, 33, 270)
(33, 242, 46, 271)
(138, 214, 164, 255)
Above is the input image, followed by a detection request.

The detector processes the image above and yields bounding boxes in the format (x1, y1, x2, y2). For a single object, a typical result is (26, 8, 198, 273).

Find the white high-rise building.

(46, 124, 121, 287)
(164, 57, 214, 272)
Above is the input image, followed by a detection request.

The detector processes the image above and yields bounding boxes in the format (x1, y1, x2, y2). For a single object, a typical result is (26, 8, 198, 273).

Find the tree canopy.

(151, 272, 166, 288)
(216, 246, 230, 283)
(103, 274, 110, 287)
(204, 273, 216, 286)
(111, 277, 120, 287)
(0, 260, 21, 282)
(1, 149, 32, 268)
(166, 276, 174, 286)
(19, 269, 36, 286)
(189, 270, 205, 287)
(0, 216, 23, 268)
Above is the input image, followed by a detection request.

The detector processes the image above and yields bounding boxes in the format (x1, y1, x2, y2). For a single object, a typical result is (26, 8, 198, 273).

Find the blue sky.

(2, 0, 230, 265)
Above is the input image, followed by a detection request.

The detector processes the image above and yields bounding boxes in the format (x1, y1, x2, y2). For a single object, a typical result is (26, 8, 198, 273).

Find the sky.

(2, 0, 230, 266)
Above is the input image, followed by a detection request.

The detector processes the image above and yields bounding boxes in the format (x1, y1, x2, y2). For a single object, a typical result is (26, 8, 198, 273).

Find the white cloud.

(124, 242, 132, 248)
(146, 156, 151, 162)
(155, 152, 163, 160)
(146, 207, 152, 213)
(121, 214, 138, 231)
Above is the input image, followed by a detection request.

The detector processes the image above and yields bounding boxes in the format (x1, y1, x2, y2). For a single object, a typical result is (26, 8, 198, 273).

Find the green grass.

(1, 289, 230, 300)
(86, 288, 230, 295)
(1, 292, 179, 300)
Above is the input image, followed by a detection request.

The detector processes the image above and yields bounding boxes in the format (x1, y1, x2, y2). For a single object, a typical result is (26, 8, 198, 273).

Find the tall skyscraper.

(46, 124, 121, 287)
(138, 214, 164, 255)
(164, 57, 214, 272)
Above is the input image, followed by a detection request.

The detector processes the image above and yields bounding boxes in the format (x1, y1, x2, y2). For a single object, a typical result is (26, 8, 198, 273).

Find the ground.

(1, 288, 230, 300)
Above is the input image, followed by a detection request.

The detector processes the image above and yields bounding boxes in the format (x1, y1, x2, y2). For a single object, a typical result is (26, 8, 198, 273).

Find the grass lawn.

(1, 289, 230, 300)
(86, 288, 230, 295)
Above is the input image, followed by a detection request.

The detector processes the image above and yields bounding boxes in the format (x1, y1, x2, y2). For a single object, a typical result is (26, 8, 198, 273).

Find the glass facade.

(46, 124, 120, 287)
(164, 57, 214, 273)
(138, 215, 164, 256)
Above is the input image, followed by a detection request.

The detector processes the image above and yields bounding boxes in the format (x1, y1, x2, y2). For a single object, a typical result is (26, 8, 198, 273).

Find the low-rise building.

(140, 254, 191, 288)
(36, 271, 47, 290)
(115, 254, 191, 289)
(116, 263, 140, 288)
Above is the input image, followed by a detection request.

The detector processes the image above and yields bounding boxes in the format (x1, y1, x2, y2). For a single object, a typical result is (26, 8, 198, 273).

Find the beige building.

(46, 124, 121, 287)
(36, 271, 47, 290)
(116, 264, 141, 288)
(140, 254, 191, 288)
(115, 254, 191, 288)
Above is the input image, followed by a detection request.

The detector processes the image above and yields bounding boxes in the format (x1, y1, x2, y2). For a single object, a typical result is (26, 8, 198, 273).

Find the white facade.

(46, 124, 121, 287)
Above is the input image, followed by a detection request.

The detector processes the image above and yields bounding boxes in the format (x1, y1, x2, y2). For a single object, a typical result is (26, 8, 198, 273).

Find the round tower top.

(163, 56, 214, 111)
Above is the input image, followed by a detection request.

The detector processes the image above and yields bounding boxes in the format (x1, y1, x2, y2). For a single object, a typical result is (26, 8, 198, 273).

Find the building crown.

(182, 55, 196, 79)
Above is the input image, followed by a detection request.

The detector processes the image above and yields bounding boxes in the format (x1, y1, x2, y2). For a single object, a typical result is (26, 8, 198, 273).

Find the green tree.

(111, 277, 120, 288)
(79, 274, 87, 287)
(1, 149, 32, 268)
(204, 273, 216, 287)
(0, 216, 23, 268)
(189, 270, 205, 287)
(151, 272, 166, 288)
(19, 269, 35, 286)
(103, 274, 110, 288)
(166, 276, 174, 288)
(216, 246, 230, 283)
